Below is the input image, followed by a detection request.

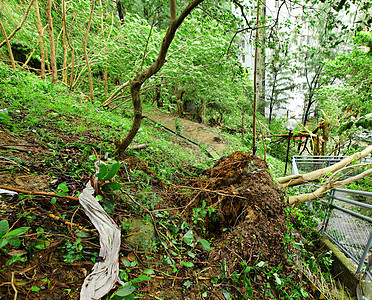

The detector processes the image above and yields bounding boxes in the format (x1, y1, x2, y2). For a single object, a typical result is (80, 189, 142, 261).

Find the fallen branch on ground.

(0, 185, 79, 201)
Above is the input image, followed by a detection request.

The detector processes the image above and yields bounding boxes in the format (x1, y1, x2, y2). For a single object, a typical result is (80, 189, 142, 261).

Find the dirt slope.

(144, 109, 226, 159)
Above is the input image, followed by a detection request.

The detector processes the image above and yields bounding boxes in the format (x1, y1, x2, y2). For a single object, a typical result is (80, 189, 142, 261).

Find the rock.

(122, 218, 155, 251)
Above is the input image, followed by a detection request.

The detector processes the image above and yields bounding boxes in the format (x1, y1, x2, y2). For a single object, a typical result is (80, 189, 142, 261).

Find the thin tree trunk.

(252, 0, 260, 155)
(61, 0, 68, 83)
(0, 16, 16, 69)
(83, 0, 95, 101)
(114, 0, 205, 153)
(22, 48, 36, 68)
(321, 121, 329, 156)
(241, 108, 245, 144)
(46, 0, 57, 83)
(116, 0, 124, 25)
(61, 0, 74, 89)
(34, 0, 45, 79)
(98, 0, 108, 99)
(44, 40, 51, 73)
(0, 0, 34, 49)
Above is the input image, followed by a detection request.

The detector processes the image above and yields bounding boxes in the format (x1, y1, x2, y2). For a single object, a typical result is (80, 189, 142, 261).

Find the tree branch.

(276, 145, 372, 188)
(170, 0, 176, 21)
(0, 0, 34, 49)
(287, 167, 372, 205)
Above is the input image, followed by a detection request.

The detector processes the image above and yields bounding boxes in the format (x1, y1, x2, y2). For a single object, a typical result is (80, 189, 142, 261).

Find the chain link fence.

(292, 156, 372, 283)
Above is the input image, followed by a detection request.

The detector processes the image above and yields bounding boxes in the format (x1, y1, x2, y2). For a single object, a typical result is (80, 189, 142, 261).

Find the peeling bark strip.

(276, 145, 372, 189)
(114, 0, 205, 153)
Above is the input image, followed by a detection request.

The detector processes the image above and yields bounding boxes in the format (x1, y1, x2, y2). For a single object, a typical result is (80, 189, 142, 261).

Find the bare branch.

(276, 145, 372, 188)
(287, 167, 372, 205)
(0, 0, 35, 49)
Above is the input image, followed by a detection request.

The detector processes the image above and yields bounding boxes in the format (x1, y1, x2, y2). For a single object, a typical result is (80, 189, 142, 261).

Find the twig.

(11, 272, 17, 300)
(164, 182, 249, 200)
(180, 190, 202, 215)
(0, 185, 79, 201)
(0, 157, 30, 173)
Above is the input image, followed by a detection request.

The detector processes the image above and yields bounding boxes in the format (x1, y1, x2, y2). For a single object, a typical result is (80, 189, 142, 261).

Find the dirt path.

(144, 109, 226, 159)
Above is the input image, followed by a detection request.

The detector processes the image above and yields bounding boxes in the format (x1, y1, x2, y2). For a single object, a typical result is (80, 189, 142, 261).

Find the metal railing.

(320, 188, 372, 276)
(292, 156, 372, 280)
(291, 155, 346, 175)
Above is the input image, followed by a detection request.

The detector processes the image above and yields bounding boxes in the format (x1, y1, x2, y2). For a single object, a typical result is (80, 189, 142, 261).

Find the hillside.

(0, 63, 320, 299)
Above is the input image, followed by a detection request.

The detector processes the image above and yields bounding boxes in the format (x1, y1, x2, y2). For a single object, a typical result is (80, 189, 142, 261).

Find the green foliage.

(63, 238, 84, 264)
(0, 220, 30, 266)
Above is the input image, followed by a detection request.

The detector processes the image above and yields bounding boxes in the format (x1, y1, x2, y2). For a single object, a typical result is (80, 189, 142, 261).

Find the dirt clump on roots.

(173, 151, 311, 299)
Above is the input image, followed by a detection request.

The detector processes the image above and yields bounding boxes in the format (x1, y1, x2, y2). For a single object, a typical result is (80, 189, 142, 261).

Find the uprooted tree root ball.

(169, 151, 310, 299)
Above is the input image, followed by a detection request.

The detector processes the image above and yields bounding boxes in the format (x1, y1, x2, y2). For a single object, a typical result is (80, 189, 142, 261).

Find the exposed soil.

(0, 113, 313, 299)
(144, 109, 226, 159)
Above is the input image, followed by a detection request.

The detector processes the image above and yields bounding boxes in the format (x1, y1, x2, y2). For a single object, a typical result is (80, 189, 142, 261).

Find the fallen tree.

(286, 164, 372, 205)
(275, 145, 372, 205)
(276, 145, 372, 189)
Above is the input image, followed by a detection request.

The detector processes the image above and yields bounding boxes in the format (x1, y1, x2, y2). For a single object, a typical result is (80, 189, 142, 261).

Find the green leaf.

(57, 182, 69, 192)
(183, 229, 194, 246)
(3, 226, 30, 238)
(143, 269, 155, 275)
(183, 280, 192, 288)
(33, 241, 51, 250)
(0, 220, 9, 237)
(102, 182, 122, 191)
(181, 261, 194, 268)
(31, 286, 40, 293)
(0, 239, 8, 248)
(199, 239, 211, 251)
(256, 261, 267, 268)
(103, 162, 120, 181)
(50, 197, 57, 205)
(97, 164, 108, 180)
(8, 237, 21, 247)
(114, 284, 136, 297)
(222, 289, 231, 300)
(135, 274, 151, 282)
(274, 273, 282, 286)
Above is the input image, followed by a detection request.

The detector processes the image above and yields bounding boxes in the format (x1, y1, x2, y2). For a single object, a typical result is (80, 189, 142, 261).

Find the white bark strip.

(79, 183, 121, 300)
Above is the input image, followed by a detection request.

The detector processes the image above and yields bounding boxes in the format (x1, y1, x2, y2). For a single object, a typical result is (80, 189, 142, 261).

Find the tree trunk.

(62, 0, 68, 83)
(46, 0, 57, 84)
(115, 79, 143, 151)
(83, 0, 95, 101)
(114, 0, 205, 153)
(0, 17, 16, 69)
(61, 0, 74, 89)
(116, 0, 124, 25)
(321, 121, 329, 156)
(0, 0, 34, 49)
(34, 0, 45, 79)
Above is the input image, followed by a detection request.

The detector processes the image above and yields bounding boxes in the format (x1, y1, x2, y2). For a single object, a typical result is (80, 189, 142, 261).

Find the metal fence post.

(357, 229, 372, 274)
(362, 253, 372, 281)
(321, 189, 335, 235)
